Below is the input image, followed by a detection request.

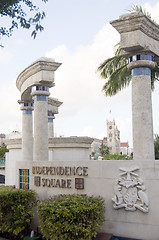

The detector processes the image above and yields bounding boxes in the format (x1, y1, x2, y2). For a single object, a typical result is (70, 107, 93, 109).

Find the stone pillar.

(110, 12, 159, 160)
(48, 112, 55, 138)
(128, 55, 155, 160)
(20, 101, 33, 161)
(31, 86, 50, 161)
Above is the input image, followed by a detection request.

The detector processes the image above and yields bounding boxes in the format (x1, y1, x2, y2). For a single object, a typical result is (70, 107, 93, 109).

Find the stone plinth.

(48, 137, 93, 161)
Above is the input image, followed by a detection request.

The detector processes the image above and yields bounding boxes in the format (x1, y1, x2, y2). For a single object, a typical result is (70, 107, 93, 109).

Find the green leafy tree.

(98, 6, 159, 97)
(154, 135, 159, 159)
(0, 0, 48, 46)
(103, 153, 132, 160)
(99, 143, 110, 156)
(0, 144, 8, 158)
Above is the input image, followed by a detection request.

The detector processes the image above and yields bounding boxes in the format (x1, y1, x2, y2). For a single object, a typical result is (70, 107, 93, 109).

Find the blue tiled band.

(24, 103, 33, 107)
(34, 95, 47, 101)
(23, 110, 32, 115)
(132, 67, 151, 76)
(48, 112, 55, 117)
(48, 119, 53, 123)
(32, 86, 49, 92)
(129, 54, 154, 63)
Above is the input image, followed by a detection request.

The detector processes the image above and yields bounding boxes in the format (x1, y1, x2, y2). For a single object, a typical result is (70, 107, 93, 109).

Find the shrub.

(37, 194, 105, 240)
(103, 153, 132, 160)
(0, 186, 37, 239)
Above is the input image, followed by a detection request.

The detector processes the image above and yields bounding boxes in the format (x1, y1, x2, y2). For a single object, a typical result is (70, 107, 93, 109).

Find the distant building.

(91, 119, 132, 157)
(6, 131, 22, 139)
(120, 142, 133, 156)
(0, 134, 5, 146)
(91, 138, 103, 159)
(120, 142, 129, 155)
(106, 120, 120, 154)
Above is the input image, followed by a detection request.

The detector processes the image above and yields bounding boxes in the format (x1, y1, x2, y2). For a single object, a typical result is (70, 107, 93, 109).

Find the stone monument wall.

(15, 159, 159, 240)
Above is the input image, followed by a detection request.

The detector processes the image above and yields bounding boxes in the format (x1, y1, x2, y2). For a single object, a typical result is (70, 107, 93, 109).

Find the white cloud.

(0, 48, 12, 64)
(45, 24, 134, 142)
(143, 2, 159, 23)
(45, 3, 159, 147)
(0, 80, 21, 133)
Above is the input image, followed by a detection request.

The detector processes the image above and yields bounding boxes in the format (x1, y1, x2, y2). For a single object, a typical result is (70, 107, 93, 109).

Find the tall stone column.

(31, 86, 50, 161)
(48, 112, 55, 138)
(128, 55, 155, 160)
(47, 97, 63, 139)
(19, 101, 34, 161)
(111, 11, 159, 160)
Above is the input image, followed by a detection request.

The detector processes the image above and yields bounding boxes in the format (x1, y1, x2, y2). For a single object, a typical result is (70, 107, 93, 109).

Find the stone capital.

(48, 97, 63, 114)
(18, 100, 34, 111)
(110, 12, 159, 59)
(16, 57, 61, 102)
(128, 60, 155, 70)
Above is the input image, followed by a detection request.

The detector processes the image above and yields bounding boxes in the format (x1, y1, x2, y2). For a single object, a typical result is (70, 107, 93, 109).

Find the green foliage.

(154, 135, 159, 159)
(37, 194, 105, 240)
(0, 0, 48, 45)
(0, 144, 9, 158)
(129, 5, 153, 21)
(103, 153, 132, 160)
(0, 186, 37, 239)
(98, 45, 131, 96)
(92, 151, 95, 156)
(99, 143, 110, 156)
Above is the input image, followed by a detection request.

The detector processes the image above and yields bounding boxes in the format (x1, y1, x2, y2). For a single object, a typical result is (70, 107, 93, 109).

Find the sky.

(1, 0, 159, 147)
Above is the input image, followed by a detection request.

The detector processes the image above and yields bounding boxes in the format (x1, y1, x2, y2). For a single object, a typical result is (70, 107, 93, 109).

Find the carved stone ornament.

(112, 167, 149, 213)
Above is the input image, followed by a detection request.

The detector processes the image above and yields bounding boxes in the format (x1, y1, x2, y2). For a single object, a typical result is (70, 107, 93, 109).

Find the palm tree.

(98, 6, 159, 97)
(98, 45, 131, 96)
(98, 44, 159, 97)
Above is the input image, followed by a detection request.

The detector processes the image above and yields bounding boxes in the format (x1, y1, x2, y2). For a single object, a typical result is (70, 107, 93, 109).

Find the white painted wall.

(5, 148, 22, 186)
(16, 159, 159, 240)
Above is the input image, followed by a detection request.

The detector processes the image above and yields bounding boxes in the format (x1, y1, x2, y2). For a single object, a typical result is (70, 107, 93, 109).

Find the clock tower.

(107, 120, 120, 154)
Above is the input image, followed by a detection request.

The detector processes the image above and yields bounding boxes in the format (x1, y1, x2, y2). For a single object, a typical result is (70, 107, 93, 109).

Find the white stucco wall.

(15, 159, 159, 240)
(5, 148, 22, 186)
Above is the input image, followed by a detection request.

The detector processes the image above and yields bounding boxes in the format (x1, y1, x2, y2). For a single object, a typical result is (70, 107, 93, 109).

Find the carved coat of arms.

(112, 167, 149, 213)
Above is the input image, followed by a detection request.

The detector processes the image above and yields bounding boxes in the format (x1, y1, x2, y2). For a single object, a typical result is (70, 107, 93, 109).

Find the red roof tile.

(120, 142, 129, 147)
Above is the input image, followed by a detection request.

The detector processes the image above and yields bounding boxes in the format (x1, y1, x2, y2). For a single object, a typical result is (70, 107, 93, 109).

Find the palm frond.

(98, 41, 159, 97)
(128, 5, 154, 22)
(98, 54, 128, 79)
(102, 64, 131, 96)
(151, 63, 159, 90)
